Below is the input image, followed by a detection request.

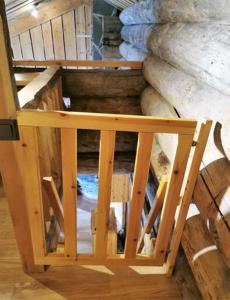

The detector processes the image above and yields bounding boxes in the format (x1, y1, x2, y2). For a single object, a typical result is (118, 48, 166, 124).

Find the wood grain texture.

(42, 21, 55, 60)
(61, 128, 77, 258)
(95, 131, 116, 259)
(154, 134, 194, 263)
(182, 215, 230, 300)
(0, 3, 42, 272)
(63, 10, 77, 60)
(30, 26, 45, 60)
(63, 69, 147, 98)
(52, 16, 65, 60)
(19, 126, 46, 259)
(125, 132, 153, 258)
(0, 192, 185, 299)
(17, 110, 197, 134)
(137, 176, 168, 253)
(20, 31, 33, 59)
(43, 177, 64, 232)
(10, 35, 22, 59)
(165, 121, 212, 275)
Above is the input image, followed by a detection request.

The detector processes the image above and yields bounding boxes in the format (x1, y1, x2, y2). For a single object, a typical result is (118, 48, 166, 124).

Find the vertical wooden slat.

(43, 176, 64, 232)
(61, 128, 77, 257)
(42, 21, 54, 60)
(63, 11, 77, 60)
(165, 120, 212, 276)
(75, 5, 87, 60)
(11, 35, 22, 59)
(125, 132, 154, 259)
(19, 126, 46, 258)
(52, 16, 65, 60)
(95, 130, 116, 259)
(20, 31, 34, 59)
(154, 134, 194, 263)
(137, 176, 168, 253)
(0, 3, 42, 271)
(85, 3, 93, 60)
(30, 26, 45, 60)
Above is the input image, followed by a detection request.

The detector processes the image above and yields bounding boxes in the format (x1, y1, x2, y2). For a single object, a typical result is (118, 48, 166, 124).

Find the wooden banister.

(95, 131, 116, 259)
(154, 134, 194, 263)
(13, 59, 143, 69)
(125, 132, 154, 259)
(61, 128, 77, 258)
(137, 176, 168, 253)
(16, 107, 211, 272)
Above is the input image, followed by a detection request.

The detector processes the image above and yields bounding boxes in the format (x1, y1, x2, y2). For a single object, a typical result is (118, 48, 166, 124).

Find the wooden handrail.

(17, 110, 197, 134)
(13, 60, 143, 69)
(17, 66, 61, 108)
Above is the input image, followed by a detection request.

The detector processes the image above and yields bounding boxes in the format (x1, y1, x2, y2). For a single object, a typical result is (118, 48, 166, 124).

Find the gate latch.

(0, 119, 19, 141)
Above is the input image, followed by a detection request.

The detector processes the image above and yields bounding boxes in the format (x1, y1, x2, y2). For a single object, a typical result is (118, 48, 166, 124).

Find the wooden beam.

(165, 120, 212, 275)
(8, 0, 91, 37)
(125, 132, 153, 258)
(43, 177, 64, 232)
(61, 128, 77, 258)
(19, 126, 46, 259)
(95, 130, 116, 259)
(17, 66, 61, 107)
(0, 1, 42, 272)
(14, 72, 41, 86)
(181, 215, 230, 299)
(137, 176, 168, 253)
(17, 110, 197, 135)
(154, 134, 194, 263)
(13, 59, 143, 69)
(35, 253, 164, 267)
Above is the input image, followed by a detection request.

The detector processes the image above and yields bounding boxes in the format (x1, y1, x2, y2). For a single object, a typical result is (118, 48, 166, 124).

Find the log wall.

(136, 4, 230, 292)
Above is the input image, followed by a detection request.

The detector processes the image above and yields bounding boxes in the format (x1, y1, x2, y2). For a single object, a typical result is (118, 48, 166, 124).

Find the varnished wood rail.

(13, 59, 143, 69)
(17, 109, 211, 272)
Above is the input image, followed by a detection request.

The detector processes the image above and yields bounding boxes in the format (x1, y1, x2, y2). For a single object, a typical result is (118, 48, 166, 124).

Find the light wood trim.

(15, 72, 41, 86)
(125, 132, 154, 259)
(95, 130, 116, 259)
(61, 128, 77, 258)
(17, 111, 197, 134)
(19, 126, 46, 258)
(154, 134, 194, 263)
(137, 176, 168, 253)
(43, 177, 64, 232)
(35, 253, 164, 267)
(18, 67, 61, 107)
(165, 120, 212, 276)
(0, 2, 43, 272)
(13, 59, 143, 69)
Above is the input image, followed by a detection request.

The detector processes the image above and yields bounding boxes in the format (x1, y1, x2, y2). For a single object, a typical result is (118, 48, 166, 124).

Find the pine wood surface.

(0, 190, 185, 300)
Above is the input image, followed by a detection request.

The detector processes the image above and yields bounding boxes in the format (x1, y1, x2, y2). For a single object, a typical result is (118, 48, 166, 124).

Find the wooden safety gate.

(16, 109, 211, 274)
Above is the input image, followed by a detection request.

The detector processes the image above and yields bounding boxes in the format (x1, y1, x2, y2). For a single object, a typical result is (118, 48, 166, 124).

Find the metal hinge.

(0, 119, 19, 141)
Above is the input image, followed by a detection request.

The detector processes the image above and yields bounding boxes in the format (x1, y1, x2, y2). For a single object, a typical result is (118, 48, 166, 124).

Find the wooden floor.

(0, 181, 200, 300)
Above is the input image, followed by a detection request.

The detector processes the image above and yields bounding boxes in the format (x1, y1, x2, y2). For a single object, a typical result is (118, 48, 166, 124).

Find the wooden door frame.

(0, 2, 43, 273)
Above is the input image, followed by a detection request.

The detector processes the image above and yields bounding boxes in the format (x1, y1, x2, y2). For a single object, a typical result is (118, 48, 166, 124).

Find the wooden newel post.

(0, 2, 43, 273)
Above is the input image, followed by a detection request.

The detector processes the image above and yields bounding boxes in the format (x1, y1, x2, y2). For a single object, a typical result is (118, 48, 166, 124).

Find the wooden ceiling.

(7, 0, 93, 61)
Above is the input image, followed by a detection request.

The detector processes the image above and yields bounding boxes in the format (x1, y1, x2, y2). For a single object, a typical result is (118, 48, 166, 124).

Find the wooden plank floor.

(0, 180, 199, 300)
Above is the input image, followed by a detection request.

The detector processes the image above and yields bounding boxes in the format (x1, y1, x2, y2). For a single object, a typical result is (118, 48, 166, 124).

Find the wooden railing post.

(0, 2, 43, 272)
(154, 134, 194, 263)
(125, 132, 154, 259)
(95, 130, 116, 259)
(19, 126, 46, 259)
(61, 128, 77, 258)
(165, 120, 212, 276)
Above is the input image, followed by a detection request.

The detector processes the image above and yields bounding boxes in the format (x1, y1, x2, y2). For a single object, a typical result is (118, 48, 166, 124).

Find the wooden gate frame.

(17, 110, 211, 274)
(0, 4, 211, 274)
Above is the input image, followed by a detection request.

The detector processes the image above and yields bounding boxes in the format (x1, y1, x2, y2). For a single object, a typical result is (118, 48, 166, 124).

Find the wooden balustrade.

(16, 109, 211, 272)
